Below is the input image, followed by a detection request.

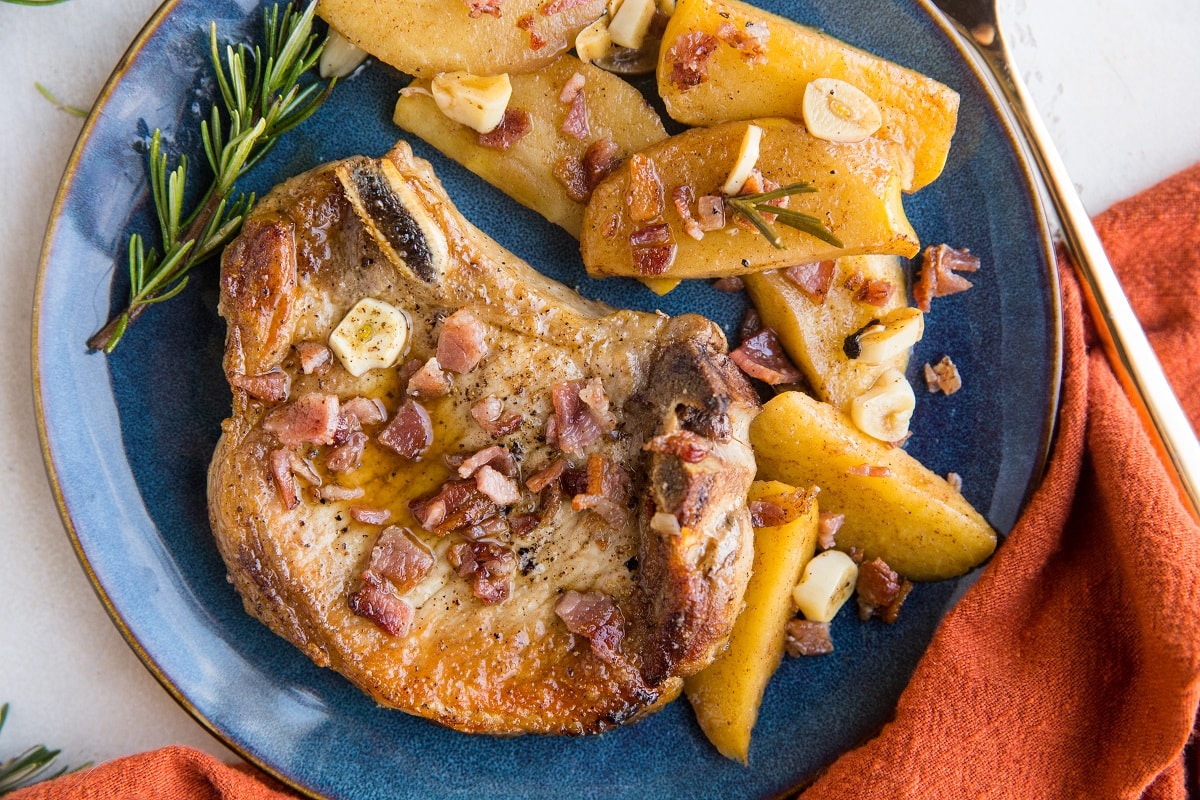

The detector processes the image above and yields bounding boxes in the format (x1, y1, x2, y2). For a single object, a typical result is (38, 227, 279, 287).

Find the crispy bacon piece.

(263, 393, 340, 446)
(785, 261, 835, 303)
(449, 541, 515, 605)
(856, 558, 914, 624)
(555, 590, 626, 663)
(785, 619, 833, 657)
(555, 138, 620, 203)
(696, 195, 725, 231)
(666, 31, 719, 90)
(626, 153, 664, 223)
(915, 244, 980, 311)
(342, 396, 387, 427)
(559, 71, 586, 103)
(730, 328, 802, 385)
(817, 512, 845, 550)
(270, 449, 299, 509)
(478, 108, 533, 150)
(739, 307, 762, 342)
(410, 479, 500, 536)
(571, 453, 630, 526)
(547, 379, 616, 456)
(348, 583, 413, 636)
(465, 0, 503, 17)
(525, 457, 567, 493)
(475, 464, 521, 505)
(642, 430, 711, 463)
(716, 20, 769, 64)
(408, 357, 451, 399)
(471, 395, 524, 437)
(562, 91, 590, 140)
(364, 526, 434, 594)
(672, 185, 704, 241)
(857, 278, 895, 307)
(229, 369, 291, 403)
(458, 445, 517, 479)
(514, 13, 547, 49)
(630, 223, 672, 247)
(712, 276, 744, 292)
(294, 341, 333, 375)
(631, 243, 677, 276)
(327, 430, 367, 473)
(437, 309, 489, 374)
(749, 499, 788, 528)
(924, 355, 963, 395)
(350, 505, 391, 525)
(378, 399, 433, 461)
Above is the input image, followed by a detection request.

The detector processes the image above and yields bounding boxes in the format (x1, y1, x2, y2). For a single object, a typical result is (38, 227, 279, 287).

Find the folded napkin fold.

(14, 165, 1200, 800)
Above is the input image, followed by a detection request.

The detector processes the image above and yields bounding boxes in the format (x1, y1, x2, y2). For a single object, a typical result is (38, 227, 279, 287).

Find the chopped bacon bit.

(229, 369, 291, 402)
(560, 465, 588, 498)
(526, 457, 568, 493)
(785, 261, 836, 303)
(632, 243, 677, 276)
(548, 379, 615, 456)
(561, 91, 591, 140)
(916, 244, 980, 311)
(843, 270, 866, 293)
(880, 579, 914, 624)
(270, 449, 299, 510)
(555, 590, 626, 663)
(846, 463, 894, 478)
(626, 153, 665, 223)
(465, 0, 503, 17)
(650, 511, 681, 536)
(377, 400, 433, 461)
(630, 223, 672, 247)
(555, 156, 590, 203)
(785, 619, 833, 657)
(571, 453, 630, 527)
(712, 276, 745, 292)
(475, 464, 521, 505)
(319, 484, 364, 501)
(350, 505, 390, 524)
(462, 515, 509, 541)
(408, 357, 451, 399)
(327, 430, 368, 473)
(348, 583, 413, 636)
(294, 341, 333, 375)
(857, 558, 901, 608)
(924, 355, 963, 395)
(696, 195, 726, 231)
(666, 31, 719, 90)
(458, 445, 517, 479)
(364, 526, 434, 594)
(716, 20, 770, 64)
(437, 309, 488, 374)
(515, 13, 547, 49)
(470, 395, 523, 438)
(559, 71, 586, 103)
(449, 541, 515, 605)
(643, 430, 711, 463)
(749, 499, 789, 528)
(672, 185, 704, 241)
(583, 138, 620, 192)
(817, 512, 845, 550)
(947, 472, 964, 492)
(510, 513, 540, 537)
(342, 396, 387, 427)
(739, 307, 762, 341)
(262, 393, 340, 446)
(478, 108, 533, 150)
(730, 328, 802, 385)
(410, 479, 500, 537)
(857, 278, 896, 307)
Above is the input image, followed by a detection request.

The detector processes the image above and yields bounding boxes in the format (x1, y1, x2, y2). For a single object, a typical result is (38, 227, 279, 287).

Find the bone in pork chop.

(208, 142, 759, 734)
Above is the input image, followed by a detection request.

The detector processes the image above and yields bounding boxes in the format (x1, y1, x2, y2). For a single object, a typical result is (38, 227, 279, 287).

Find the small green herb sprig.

(88, 1, 335, 353)
(0, 704, 87, 796)
(35, 82, 88, 117)
(725, 182, 844, 249)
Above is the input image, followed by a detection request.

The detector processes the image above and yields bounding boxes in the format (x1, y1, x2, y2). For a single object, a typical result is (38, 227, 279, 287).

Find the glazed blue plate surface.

(35, 1, 1059, 797)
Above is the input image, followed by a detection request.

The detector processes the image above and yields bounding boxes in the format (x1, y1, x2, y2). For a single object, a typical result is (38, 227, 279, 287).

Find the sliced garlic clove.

(850, 367, 916, 442)
(792, 549, 859, 622)
(608, 0, 656, 49)
(575, 15, 615, 64)
(803, 77, 884, 143)
(722, 123, 764, 196)
(319, 29, 368, 79)
(328, 298, 410, 377)
(430, 71, 513, 134)
(854, 307, 925, 364)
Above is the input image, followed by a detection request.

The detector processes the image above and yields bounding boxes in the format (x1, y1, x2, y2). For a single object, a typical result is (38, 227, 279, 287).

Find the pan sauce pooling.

(208, 0, 997, 751)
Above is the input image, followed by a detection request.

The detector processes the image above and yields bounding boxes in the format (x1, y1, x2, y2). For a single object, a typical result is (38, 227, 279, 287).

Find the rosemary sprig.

(35, 82, 88, 118)
(725, 182, 844, 250)
(0, 703, 88, 796)
(87, 1, 335, 353)
(2, 0, 72, 6)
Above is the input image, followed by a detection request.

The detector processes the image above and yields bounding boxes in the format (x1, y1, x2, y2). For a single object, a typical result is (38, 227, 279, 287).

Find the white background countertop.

(1, 0, 1198, 775)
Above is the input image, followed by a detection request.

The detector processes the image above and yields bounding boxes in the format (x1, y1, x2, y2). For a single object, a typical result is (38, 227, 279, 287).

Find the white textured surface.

(1, 0, 1198, 773)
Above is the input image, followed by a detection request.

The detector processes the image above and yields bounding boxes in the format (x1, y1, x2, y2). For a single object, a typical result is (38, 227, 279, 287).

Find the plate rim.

(32, 0, 1062, 797)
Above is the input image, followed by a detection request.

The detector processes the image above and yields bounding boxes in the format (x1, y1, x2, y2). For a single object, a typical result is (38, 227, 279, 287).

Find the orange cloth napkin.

(14, 165, 1200, 799)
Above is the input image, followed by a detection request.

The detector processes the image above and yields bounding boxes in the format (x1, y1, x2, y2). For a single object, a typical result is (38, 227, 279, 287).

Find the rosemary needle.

(725, 182, 844, 250)
(34, 82, 88, 117)
(87, 1, 335, 353)
(0, 703, 88, 796)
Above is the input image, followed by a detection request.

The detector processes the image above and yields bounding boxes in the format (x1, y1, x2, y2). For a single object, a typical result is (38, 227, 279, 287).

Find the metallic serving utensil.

(927, 0, 1200, 521)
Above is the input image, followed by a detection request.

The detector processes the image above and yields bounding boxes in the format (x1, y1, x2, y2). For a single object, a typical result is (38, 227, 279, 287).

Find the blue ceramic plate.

(35, 1, 1059, 797)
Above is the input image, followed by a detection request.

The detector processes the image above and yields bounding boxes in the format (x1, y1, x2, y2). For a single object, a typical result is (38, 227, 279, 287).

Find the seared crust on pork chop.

(208, 143, 758, 734)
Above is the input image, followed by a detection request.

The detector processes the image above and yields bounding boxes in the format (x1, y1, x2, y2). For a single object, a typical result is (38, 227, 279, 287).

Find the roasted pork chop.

(208, 142, 759, 734)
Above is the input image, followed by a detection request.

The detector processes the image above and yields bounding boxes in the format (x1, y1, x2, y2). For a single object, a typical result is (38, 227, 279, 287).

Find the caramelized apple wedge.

(580, 118, 919, 280)
(656, 0, 959, 191)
